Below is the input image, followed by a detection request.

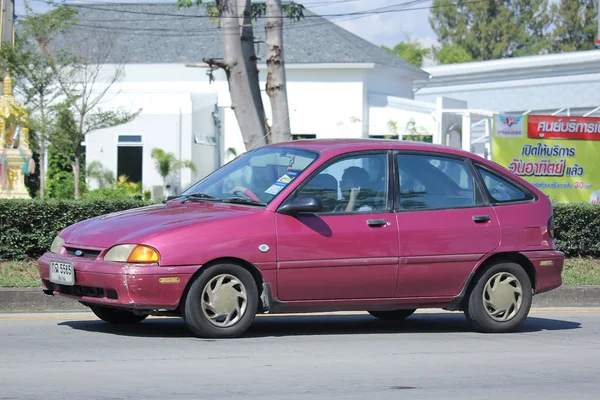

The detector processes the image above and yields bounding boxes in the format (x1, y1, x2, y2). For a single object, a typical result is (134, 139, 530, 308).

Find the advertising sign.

(492, 114, 600, 204)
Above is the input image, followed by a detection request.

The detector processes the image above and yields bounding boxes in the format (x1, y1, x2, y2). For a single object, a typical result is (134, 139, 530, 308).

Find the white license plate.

(49, 261, 75, 286)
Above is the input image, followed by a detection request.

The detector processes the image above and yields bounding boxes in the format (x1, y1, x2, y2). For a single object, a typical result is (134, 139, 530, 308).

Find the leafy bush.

(0, 199, 599, 261)
(553, 203, 600, 258)
(0, 198, 155, 260)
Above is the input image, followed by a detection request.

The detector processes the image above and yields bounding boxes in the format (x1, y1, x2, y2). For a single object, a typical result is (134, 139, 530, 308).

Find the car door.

(275, 150, 400, 301)
(394, 151, 501, 298)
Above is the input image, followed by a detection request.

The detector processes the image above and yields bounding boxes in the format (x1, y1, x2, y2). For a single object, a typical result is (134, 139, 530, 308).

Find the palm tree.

(151, 148, 197, 196)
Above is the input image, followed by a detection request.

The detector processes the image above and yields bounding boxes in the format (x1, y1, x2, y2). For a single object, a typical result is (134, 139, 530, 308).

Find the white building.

(415, 50, 600, 157)
(57, 2, 447, 197)
(51, 3, 600, 197)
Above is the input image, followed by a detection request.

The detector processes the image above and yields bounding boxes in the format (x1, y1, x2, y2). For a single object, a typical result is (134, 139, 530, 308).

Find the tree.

(550, 0, 598, 52)
(431, 43, 473, 65)
(382, 41, 430, 68)
(86, 160, 115, 189)
(50, 30, 141, 199)
(429, 0, 552, 61)
(0, 1, 78, 199)
(151, 148, 197, 196)
(177, 0, 304, 149)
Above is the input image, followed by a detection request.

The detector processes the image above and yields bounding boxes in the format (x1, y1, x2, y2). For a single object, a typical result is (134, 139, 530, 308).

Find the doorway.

(117, 135, 143, 184)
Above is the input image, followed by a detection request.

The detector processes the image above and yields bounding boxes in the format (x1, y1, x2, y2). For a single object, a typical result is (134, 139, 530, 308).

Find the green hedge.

(0, 199, 599, 261)
(0, 198, 156, 261)
(552, 203, 600, 258)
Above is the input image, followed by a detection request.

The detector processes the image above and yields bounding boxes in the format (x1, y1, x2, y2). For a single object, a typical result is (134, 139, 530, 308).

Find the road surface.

(1, 309, 599, 399)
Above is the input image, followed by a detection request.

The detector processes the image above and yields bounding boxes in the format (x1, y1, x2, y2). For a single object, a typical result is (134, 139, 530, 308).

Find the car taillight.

(548, 215, 555, 239)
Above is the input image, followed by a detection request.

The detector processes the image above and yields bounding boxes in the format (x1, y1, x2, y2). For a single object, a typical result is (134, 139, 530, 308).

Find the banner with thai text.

(492, 114, 600, 204)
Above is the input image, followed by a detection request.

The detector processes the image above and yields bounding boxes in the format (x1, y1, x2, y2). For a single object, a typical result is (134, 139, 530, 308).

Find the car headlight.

(50, 235, 65, 254)
(103, 244, 160, 263)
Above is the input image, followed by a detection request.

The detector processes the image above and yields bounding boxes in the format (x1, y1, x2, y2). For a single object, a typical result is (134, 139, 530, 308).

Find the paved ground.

(1, 309, 599, 399)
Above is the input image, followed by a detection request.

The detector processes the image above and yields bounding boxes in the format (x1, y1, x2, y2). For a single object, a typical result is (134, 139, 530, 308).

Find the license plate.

(49, 261, 75, 286)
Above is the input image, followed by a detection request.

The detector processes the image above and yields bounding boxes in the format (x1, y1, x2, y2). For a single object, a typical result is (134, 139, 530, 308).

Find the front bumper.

(521, 250, 565, 294)
(38, 252, 200, 311)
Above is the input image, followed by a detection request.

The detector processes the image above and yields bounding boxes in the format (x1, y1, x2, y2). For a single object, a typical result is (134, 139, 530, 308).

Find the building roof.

(45, 1, 426, 76)
(416, 50, 600, 88)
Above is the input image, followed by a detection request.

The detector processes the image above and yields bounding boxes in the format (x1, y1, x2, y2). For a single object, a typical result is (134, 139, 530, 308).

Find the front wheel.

(182, 263, 259, 339)
(90, 305, 148, 325)
(464, 262, 532, 333)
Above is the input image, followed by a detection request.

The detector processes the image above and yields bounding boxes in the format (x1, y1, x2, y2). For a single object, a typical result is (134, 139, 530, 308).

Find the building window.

(292, 134, 316, 140)
(118, 135, 142, 144)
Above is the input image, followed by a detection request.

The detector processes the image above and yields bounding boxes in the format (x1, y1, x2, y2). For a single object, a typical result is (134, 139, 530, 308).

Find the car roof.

(265, 138, 475, 159)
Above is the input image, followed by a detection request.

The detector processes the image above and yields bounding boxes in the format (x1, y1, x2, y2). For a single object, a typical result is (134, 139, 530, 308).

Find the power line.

(28, 0, 483, 20)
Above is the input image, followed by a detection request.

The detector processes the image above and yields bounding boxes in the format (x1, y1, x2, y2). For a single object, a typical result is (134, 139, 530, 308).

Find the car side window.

(296, 153, 389, 213)
(477, 167, 531, 203)
(397, 154, 476, 211)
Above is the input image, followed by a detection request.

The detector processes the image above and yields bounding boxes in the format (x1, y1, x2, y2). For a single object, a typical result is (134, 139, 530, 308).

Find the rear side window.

(397, 154, 477, 211)
(477, 167, 533, 203)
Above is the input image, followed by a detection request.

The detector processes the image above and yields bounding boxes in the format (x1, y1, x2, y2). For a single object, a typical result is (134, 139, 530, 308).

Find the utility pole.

(0, 0, 15, 45)
(0, 0, 15, 76)
(597, 0, 600, 49)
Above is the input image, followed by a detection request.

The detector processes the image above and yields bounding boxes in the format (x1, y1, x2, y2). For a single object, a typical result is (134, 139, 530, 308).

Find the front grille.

(65, 247, 102, 259)
(44, 280, 113, 299)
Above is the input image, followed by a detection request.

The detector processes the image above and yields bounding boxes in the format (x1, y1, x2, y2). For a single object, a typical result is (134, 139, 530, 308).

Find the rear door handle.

(473, 215, 491, 223)
(367, 219, 388, 227)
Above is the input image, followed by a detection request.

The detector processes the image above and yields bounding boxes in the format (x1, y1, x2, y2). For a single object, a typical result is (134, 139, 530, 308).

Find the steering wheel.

(229, 186, 261, 202)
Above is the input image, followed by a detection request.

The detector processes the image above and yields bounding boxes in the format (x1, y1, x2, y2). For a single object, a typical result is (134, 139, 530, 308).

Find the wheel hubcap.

(482, 272, 523, 322)
(201, 274, 248, 328)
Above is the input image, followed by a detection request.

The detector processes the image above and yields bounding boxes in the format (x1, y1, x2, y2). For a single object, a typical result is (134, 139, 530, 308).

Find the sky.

(16, 0, 439, 54)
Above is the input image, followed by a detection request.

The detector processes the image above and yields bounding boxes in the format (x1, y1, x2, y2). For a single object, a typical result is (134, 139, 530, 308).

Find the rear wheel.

(464, 262, 532, 333)
(368, 309, 416, 321)
(90, 305, 148, 324)
(182, 263, 259, 339)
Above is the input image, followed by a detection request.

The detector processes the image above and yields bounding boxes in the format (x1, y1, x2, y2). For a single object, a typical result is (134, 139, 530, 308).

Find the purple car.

(38, 139, 564, 338)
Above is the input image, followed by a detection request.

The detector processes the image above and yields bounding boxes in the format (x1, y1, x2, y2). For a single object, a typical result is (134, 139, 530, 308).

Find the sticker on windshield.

(265, 173, 296, 195)
(265, 183, 285, 195)
(277, 174, 293, 184)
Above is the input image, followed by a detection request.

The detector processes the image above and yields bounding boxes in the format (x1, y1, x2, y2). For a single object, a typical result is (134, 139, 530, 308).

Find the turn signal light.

(127, 245, 160, 263)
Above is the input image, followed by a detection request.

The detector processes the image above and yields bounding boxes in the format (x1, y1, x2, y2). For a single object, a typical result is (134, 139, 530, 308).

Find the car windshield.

(180, 146, 319, 205)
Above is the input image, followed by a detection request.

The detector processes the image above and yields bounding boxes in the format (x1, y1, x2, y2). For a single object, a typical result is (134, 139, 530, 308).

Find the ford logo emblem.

(75, 250, 84, 257)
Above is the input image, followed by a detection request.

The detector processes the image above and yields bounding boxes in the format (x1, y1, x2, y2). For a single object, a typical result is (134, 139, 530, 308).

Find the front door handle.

(473, 215, 491, 223)
(367, 219, 388, 227)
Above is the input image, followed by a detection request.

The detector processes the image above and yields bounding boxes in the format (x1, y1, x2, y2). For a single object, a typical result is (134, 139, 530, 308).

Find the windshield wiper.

(163, 193, 221, 203)
(181, 193, 221, 203)
(221, 197, 267, 206)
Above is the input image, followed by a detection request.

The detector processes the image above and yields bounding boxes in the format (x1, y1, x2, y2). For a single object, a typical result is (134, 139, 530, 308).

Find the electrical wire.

(27, 0, 482, 20)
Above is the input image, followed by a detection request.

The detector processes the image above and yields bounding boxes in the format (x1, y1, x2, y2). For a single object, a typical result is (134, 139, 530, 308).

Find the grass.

(1, 257, 600, 288)
(562, 257, 600, 285)
(0, 259, 41, 288)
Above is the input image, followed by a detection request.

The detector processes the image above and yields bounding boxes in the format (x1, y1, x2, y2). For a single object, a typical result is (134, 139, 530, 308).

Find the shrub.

(0, 198, 156, 260)
(553, 203, 600, 258)
(0, 199, 599, 261)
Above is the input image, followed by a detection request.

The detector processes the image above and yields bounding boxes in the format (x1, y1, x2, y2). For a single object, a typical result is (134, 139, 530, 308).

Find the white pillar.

(462, 113, 471, 152)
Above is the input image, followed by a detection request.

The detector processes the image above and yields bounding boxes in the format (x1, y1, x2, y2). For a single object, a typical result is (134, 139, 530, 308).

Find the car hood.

(60, 202, 261, 248)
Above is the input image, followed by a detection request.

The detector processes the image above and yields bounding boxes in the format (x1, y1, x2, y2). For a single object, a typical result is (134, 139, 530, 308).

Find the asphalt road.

(1, 309, 599, 400)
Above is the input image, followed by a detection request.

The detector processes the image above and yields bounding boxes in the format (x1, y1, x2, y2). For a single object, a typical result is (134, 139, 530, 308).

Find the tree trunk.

(219, 0, 269, 150)
(265, 0, 292, 143)
(73, 143, 81, 199)
(38, 135, 46, 199)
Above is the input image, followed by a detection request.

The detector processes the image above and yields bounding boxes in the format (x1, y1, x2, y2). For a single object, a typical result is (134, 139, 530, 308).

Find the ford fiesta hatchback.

(38, 139, 564, 338)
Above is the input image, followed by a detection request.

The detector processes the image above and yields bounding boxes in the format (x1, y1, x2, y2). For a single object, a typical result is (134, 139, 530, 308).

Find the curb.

(2, 286, 600, 314)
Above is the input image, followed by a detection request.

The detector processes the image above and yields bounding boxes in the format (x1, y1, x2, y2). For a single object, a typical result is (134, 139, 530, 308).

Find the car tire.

(464, 261, 532, 333)
(90, 305, 148, 324)
(182, 263, 259, 339)
(368, 309, 416, 321)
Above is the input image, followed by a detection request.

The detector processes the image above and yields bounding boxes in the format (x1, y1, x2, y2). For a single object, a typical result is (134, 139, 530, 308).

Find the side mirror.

(278, 195, 323, 215)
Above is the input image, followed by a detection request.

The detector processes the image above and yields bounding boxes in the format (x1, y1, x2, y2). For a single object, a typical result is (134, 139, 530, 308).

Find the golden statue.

(0, 71, 33, 199)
